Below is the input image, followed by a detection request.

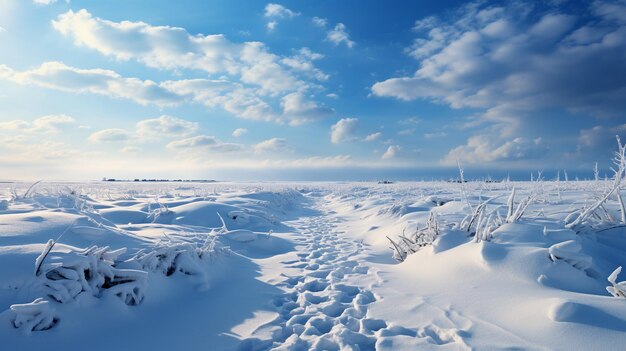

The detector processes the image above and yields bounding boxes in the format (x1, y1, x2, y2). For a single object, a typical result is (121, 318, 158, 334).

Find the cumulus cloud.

(232, 128, 248, 137)
(0, 62, 331, 125)
(364, 132, 381, 142)
(51, 9, 320, 94)
(254, 137, 288, 152)
(264, 3, 299, 19)
(326, 23, 355, 48)
(442, 136, 546, 165)
(330, 118, 359, 144)
(372, 1, 626, 164)
(89, 128, 133, 142)
(267, 21, 278, 31)
(47, 9, 333, 125)
(0, 62, 182, 107)
(136, 115, 198, 137)
(281, 92, 334, 125)
(382, 145, 401, 160)
(312, 17, 328, 28)
(372, 1, 626, 119)
(0, 114, 75, 133)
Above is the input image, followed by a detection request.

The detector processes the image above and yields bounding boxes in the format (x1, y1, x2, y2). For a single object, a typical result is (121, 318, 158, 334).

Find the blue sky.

(0, 0, 625, 180)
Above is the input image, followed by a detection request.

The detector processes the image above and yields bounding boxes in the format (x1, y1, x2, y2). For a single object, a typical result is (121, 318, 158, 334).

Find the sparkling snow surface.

(1, 180, 626, 350)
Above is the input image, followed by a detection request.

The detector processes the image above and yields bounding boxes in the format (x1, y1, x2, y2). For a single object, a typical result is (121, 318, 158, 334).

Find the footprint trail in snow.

(239, 200, 427, 350)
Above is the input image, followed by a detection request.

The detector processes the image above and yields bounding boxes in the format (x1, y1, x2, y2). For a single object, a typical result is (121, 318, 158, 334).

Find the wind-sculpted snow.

(0, 180, 625, 349)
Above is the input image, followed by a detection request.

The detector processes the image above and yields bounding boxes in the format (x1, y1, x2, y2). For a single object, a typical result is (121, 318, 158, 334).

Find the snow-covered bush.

(607, 266, 626, 298)
(10, 298, 58, 335)
(131, 233, 224, 285)
(566, 137, 626, 233)
(38, 245, 147, 305)
(387, 211, 439, 262)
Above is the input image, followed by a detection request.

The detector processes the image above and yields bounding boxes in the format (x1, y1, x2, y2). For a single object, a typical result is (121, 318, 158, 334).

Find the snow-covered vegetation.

(2, 145, 626, 349)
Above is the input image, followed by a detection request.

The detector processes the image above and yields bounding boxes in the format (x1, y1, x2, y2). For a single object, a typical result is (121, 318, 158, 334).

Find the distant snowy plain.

(1, 179, 625, 350)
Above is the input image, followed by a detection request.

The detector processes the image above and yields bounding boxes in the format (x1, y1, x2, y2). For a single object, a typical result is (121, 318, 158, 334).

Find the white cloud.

(49, 9, 333, 126)
(33, 0, 57, 4)
(441, 136, 546, 165)
(281, 48, 328, 81)
(264, 3, 299, 18)
(326, 23, 355, 48)
(330, 118, 359, 144)
(89, 128, 133, 142)
(372, 2, 626, 119)
(398, 128, 415, 136)
(0, 120, 29, 131)
(0, 62, 182, 107)
(136, 115, 198, 138)
(382, 145, 401, 160)
(161, 78, 277, 122)
(232, 128, 248, 137)
(32, 114, 75, 132)
(373, 1, 626, 164)
(254, 137, 288, 152)
(281, 92, 334, 125)
(52, 9, 319, 95)
(0, 114, 75, 133)
(267, 21, 278, 31)
(0, 62, 331, 125)
(166, 135, 242, 152)
(312, 17, 328, 28)
(364, 132, 381, 142)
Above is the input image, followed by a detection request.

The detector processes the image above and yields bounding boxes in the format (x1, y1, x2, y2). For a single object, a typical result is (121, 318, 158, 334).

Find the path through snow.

(240, 196, 468, 350)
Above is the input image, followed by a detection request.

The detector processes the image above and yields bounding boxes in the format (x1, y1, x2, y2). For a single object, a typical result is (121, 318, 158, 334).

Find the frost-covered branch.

(607, 266, 626, 299)
(10, 298, 58, 335)
(566, 136, 626, 229)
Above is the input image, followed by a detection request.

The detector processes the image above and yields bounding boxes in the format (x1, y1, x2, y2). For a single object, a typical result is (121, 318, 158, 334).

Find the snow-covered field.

(1, 179, 626, 350)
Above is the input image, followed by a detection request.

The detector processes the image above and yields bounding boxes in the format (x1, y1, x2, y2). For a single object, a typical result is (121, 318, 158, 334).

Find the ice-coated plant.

(387, 211, 440, 262)
(607, 266, 626, 299)
(10, 298, 58, 335)
(565, 136, 626, 232)
(38, 245, 148, 305)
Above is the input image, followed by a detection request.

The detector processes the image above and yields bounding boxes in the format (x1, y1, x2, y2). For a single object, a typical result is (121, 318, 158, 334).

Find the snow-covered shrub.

(387, 211, 439, 262)
(607, 266, 626, 298)
(10, 298, 58, 335)
(132, 234, 222, 279)
(505, 187, 536, 223)
(458, 194, 505, 239)
(38, 245, 147, 305)
(566, 137, 626, 233)
(147, 202, 173, 223)
(548, 240, 592, 271)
